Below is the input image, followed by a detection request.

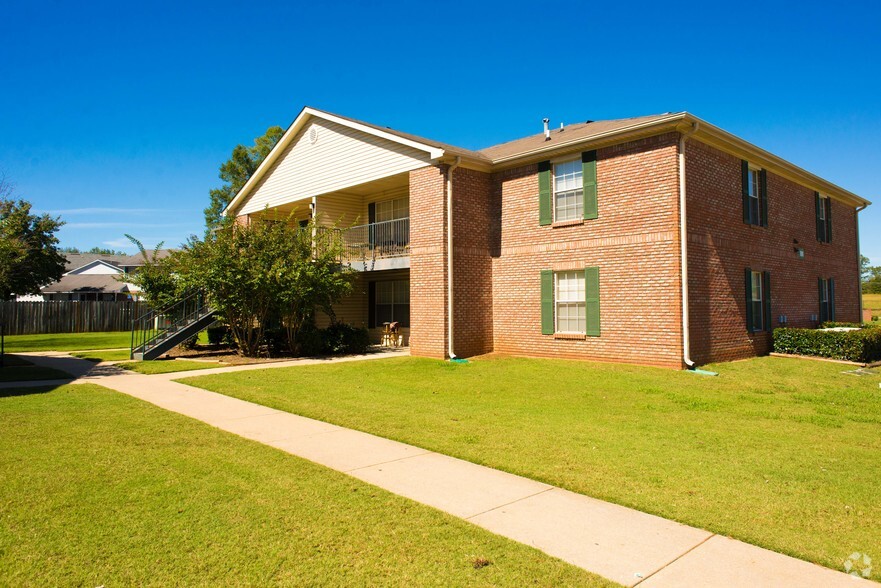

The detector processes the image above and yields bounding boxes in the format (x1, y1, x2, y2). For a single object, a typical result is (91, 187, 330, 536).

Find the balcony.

(322, 217, 410, 272)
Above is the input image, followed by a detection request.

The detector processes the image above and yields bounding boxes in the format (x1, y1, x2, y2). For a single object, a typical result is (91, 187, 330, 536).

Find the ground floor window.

(373, 279, 409, 327)
(555, 271, 586, 334)
(745, 268, 771, 332)
(819, 277, 835, 323)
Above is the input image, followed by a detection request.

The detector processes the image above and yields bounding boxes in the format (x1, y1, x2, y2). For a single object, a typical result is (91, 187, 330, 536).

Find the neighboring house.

(223, 107, 869, 368)
(17, 251, 173, 302)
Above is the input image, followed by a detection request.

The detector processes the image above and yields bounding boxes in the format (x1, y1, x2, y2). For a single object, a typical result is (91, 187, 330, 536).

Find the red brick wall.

(685, 139, 860, 364)
(451, 167, 495, 357)
(409, 165, 448, 358)
(489, 133, 685, 368)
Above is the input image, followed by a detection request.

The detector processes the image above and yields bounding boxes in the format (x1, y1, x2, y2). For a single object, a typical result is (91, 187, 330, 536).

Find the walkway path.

(3, 352, 875, 587)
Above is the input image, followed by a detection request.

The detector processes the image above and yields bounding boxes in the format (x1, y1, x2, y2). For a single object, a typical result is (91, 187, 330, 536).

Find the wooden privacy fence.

(0, 301, 147, 335)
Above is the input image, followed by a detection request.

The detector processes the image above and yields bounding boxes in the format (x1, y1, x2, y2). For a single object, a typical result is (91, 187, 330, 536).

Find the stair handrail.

(131, 290, 213, 358)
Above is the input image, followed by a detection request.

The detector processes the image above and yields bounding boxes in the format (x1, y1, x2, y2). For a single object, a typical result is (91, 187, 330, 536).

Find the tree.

(0, 198, 67, 300)
(861, 255, 872, 282)
(122, 234, 180, 310)
(203, 126, 285, 229)
(61, 246, 126, 255)
(181, 214, 354, 357)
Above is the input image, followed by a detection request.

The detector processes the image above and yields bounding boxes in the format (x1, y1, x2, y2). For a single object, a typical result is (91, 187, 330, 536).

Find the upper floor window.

(553, 160, 583, 222)
(816, 193, 832, 243)
(742, 161, 767, 227)
(375, 197, 409, 222)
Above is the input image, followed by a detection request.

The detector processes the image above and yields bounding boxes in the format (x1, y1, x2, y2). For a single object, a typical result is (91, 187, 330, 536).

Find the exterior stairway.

(130, 291, 217, 361)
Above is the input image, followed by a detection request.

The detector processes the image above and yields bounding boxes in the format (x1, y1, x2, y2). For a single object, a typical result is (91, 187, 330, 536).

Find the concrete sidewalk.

(4, 353, 876, 586)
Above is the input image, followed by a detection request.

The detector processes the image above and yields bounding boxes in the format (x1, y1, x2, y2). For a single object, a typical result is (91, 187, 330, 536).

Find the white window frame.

(751, 271, 764, 332)
(555, 271, 586, 334)
(747, 166, 762, 226)
(552, 159, 583, 222)
(375, 197, 409, 223)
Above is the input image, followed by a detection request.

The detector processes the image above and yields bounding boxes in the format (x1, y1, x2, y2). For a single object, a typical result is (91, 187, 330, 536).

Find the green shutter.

(585, 267, 600, 337)
(582, 150, 598, 220)
(825, 197, 832, 242)
(818, 277, 826, 323)
(367, 281, 376, 328)
(829, 278, 836, 322)
(762, 271, 772, 331)
(814, 192, 822, 241)
(745, 268, 754, 333)
(742, 160, 751, 224)
(759, 169, 768, 227)
(538, 161, 552, 226)
(541, 269, 554, 334)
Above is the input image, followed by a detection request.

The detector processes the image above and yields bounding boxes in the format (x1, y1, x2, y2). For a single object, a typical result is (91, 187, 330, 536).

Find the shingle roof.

(477, 114, 674, 161)
(41, 274, 132, 294)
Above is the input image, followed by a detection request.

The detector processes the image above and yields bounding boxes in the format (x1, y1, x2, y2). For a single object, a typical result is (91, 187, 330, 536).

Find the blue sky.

(1, 0, 880, 260)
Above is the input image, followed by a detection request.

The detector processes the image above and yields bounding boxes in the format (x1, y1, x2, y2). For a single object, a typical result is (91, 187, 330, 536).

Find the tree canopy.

(0, 198, 66, 300)
(203, 126, 285, 229)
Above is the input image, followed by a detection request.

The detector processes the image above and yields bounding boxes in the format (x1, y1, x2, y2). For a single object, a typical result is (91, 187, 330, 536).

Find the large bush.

(773, 327, 881, 363)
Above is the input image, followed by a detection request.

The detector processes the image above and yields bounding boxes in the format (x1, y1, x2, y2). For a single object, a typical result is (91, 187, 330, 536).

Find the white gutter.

(446, 156, 461, 359)
(856, 203, 868, 322)
(679, 122, 699, 368)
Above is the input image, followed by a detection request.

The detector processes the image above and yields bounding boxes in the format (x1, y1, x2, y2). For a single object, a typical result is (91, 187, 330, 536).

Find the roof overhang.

(223, 106, 448, 217)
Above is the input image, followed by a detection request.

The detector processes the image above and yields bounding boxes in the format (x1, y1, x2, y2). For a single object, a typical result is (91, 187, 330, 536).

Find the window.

(374, 279, 409, 327)
(742, 161, 767, 227)
(374, 197, 409, 222)
(745, 268, 771, 333)
(819, 277, 835, 323)
(816, 194, 832, 243)
(747, 168, 761, 225)
(750, 271, 764, 332)
(555, 271, 586, 333)
(553, 160, 583, 222)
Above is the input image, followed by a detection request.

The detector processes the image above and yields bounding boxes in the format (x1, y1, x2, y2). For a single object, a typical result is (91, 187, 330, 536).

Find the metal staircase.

(130, 290, 217, 360)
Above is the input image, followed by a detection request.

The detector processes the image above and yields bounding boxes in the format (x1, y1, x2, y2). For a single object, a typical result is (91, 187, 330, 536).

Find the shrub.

(322, 323, 370, 355)
(261, 328, 289, 357)
(206, 325, 232, 345)
(773, 327, 881, 363)
(289, 321, 321, 357)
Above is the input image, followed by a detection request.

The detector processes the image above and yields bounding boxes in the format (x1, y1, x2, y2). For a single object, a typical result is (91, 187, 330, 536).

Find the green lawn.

(72, 349, 134, 362)
(182, 355, 881, 580)
(0, 355, 71, 382)
(117, 359, 221, 374)
(863, 293, 881, 315)
(3, 331, 132, 353)
(0, 383, 608, 586)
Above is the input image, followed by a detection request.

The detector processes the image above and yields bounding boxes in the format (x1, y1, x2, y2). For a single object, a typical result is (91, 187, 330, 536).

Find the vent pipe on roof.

(543, 118, 550, 140)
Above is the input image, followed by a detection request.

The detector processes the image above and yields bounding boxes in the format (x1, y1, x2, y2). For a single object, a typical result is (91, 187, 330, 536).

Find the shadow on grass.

(0, 385, 60, 399)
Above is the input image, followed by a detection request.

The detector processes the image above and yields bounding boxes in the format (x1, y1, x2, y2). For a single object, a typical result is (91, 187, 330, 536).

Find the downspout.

(856, 203, 867, 322)
(679, 122, 699, 369)
(446, 156, 461, 360)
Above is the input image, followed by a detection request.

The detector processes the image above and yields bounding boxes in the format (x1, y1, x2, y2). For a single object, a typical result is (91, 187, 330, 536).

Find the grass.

(0, 383, 608, 586)
(0, 355, 70, 382)
(117, 359, 221, 374)
(182, 355, 881, 580)
(3, 331, 132, 353)
(71, 349, 134, 362)
(863, 293, 881, 315)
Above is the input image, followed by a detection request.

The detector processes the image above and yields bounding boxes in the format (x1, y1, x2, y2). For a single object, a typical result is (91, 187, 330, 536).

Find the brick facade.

(408, 165, 448, 358)
(242, 125, 863, 369)
(488, 133, 685, 368)
(685, 139, 860, 364)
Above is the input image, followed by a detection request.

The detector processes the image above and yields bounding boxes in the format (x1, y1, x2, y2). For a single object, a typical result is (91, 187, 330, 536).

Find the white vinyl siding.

(238, 118, 431, 215)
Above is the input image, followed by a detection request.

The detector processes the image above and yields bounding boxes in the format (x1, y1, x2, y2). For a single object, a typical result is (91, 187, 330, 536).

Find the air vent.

(309, 127, 319, 144)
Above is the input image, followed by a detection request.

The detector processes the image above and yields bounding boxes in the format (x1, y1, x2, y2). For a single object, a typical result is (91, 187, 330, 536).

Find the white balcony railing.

(337, 217, 410, 263)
